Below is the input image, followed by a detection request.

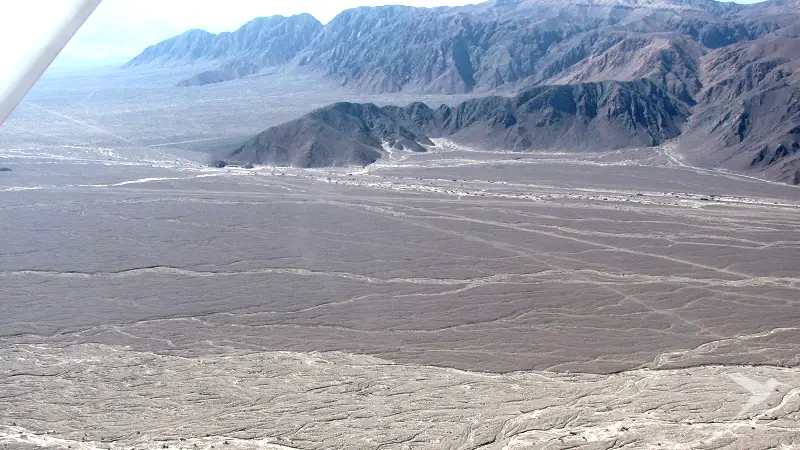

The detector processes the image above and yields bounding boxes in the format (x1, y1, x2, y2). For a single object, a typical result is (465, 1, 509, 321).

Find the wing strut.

(0, 0, 102, 125)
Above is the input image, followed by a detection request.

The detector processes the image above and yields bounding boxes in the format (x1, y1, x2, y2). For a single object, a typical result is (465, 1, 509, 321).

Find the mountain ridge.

(127, 0, 800, 184)
(126, 0, 785, 92)
(125, 14, 322, 72)
(226, 78, 689, 167)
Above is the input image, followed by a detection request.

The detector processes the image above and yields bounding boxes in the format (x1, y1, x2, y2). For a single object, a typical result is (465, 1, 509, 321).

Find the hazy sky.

(0, 0, 770, 65)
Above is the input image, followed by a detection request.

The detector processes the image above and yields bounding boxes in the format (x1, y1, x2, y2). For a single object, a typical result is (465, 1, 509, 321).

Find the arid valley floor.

(0, 67, 798, 449)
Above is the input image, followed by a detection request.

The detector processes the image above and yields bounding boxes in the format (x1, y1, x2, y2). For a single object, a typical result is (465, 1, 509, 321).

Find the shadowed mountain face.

(226, 79, 688, 167)
(227, 103, 434, 167)
(128, 0, 800, 183)
(680, 35, 800, 184)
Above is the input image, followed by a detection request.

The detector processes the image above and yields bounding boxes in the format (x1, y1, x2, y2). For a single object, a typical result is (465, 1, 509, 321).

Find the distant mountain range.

(126, 0, 800, 184)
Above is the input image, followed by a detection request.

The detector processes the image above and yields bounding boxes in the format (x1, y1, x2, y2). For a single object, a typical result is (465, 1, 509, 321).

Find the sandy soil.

(1, 344, 798, 449)
(0, 67, 798, 449)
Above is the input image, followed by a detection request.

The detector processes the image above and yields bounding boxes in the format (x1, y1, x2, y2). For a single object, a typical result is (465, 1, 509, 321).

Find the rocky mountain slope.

(228, 102, 433, 167)
(294, 0, 752, 95)
(540, 33, 705, 104)
(128, 0, 800, 183)
(226, 79, 688, 167)
(125, 14, 322, 83)
(680, 35, 800, 183)
(128, 0, 793, 94)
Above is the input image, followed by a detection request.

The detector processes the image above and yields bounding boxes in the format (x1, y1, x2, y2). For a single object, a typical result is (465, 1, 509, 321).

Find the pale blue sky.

(0, 0, 771, 66)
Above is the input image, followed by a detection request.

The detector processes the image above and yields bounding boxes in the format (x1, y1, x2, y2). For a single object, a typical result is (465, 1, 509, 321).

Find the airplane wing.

(0, 0, 101, 125)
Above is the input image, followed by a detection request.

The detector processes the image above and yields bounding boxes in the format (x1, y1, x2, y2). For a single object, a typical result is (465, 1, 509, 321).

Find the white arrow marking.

(728, 373, 783, 418)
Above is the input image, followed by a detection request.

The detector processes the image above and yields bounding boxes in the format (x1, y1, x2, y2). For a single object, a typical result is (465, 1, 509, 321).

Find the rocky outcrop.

(176, 70, 236, 87)
(224, 79, 688, 167)
(226, 102, 433, 168)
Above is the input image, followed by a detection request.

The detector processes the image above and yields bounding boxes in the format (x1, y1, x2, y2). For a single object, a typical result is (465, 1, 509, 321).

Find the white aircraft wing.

(0, 0, 101, 125)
